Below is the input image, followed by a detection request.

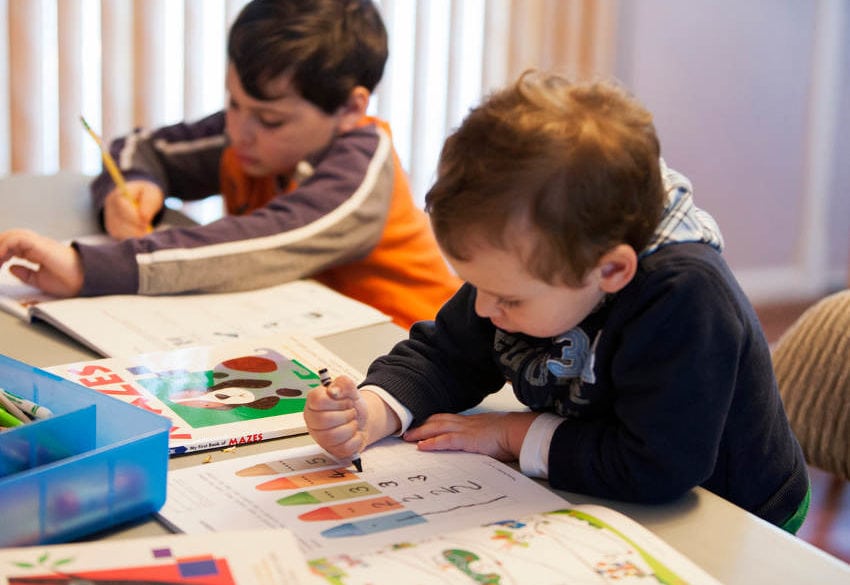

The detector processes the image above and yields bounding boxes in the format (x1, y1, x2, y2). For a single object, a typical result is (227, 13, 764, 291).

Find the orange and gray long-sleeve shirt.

(83, 111, 461, 328)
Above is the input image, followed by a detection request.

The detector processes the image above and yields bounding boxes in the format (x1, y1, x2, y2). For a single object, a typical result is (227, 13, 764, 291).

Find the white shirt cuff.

(360, 385, 414, 436)
(518, 412, 564, 479)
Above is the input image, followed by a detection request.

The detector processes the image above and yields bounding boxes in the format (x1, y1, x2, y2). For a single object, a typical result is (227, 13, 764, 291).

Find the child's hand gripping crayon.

(305, 369, 366, 472)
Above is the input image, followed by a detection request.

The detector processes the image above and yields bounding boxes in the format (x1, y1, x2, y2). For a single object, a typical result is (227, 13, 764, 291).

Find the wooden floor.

(755, 298, 850, 564)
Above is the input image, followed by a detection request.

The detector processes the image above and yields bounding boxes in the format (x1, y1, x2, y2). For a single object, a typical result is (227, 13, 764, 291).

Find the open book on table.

(158, 438, 722, 585)
(46, 333, 362, 456)
(0, 528, 315, 585)
(0, 267, 390, 357)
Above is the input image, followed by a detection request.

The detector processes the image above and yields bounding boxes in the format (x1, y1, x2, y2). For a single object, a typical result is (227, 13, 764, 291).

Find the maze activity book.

(0, 529, 314, 585)
(47, 334, 362, 455)
(158, 438, 721, 585)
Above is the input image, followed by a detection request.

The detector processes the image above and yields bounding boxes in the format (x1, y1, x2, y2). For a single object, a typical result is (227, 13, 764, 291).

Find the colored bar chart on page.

(157, 438, 569, 558)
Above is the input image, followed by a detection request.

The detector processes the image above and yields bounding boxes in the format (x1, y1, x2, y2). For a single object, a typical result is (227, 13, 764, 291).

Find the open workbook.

(46, 333, 362, 455)
(0, 268, 390, 357)
(157, 438, 723, 585)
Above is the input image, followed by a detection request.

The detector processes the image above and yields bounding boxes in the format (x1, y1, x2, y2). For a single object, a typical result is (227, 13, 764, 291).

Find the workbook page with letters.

(159, 438, 722, 585)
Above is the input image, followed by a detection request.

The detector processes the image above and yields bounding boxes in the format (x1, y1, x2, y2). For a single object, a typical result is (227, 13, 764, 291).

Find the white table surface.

(2, 172, 849, 584)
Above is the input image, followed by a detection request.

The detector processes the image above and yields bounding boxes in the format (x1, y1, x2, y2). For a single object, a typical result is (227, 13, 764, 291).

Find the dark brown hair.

(426, 71, 665, 286)
(228, 0, 388, 113)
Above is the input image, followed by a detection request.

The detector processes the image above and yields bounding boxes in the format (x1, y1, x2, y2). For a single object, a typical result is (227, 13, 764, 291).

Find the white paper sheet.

(158, 438, 570, 558)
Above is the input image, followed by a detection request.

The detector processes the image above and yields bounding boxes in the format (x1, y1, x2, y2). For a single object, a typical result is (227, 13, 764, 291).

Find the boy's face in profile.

(224, 64, 346, 177)
(447, 240, 607, 339)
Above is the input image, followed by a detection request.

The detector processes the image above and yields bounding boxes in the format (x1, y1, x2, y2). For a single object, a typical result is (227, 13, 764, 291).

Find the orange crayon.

(298, 495, 402, 521)
(238, 463, 283, 477)
(256, 468, 355, 491)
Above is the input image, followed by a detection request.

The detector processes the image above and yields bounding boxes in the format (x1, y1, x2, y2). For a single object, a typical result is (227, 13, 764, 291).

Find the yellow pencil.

(80, 116, 152, 233)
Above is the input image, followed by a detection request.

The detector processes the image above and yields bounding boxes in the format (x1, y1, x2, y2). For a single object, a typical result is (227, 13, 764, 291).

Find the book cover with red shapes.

(46, 333, 361, 456)
(0, 529, 313, 585)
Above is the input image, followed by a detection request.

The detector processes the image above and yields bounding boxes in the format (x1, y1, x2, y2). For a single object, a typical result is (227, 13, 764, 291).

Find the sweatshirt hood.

(641, 159, 724, 258)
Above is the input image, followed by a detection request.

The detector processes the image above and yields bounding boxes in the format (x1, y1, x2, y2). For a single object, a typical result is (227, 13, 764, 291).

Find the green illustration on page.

(133, 349, 315, 427)
(309, 508, 691, 585)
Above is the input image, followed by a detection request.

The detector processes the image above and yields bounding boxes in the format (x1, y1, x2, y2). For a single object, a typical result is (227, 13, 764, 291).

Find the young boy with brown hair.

(304, 71, 810, 532)
(0, 0, 460, 328)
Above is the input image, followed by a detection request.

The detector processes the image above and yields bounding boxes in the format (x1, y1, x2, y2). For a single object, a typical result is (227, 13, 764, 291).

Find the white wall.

(614, 0, 849, 302)
(827, 29, 850, 282)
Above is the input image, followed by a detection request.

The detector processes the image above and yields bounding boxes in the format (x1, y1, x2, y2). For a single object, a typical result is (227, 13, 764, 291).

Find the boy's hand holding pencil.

(304, 371, 368, 471)
(102, 179, 164, 240)
(80, 116, 156, 238)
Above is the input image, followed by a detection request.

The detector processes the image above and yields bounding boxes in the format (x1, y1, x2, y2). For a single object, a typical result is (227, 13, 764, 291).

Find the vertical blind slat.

(508, 0, 545, 81)
(408, 1, 453, 200)
(482, 0, 510, 94)
(185, 0, 226, 121)
(373, 0, 396, 124)
(578, 0, 597, 79)
(540, 0, 571, 74)
(591, 0, 618, 77)
(409, 1, 432, 198)
(58, 0, 83, 170)
(445, 0, 465, 133)
(133, 0, 167, 128)
(9, 0, 44, 172)
(184, 0, 205, 121)
(375, 0, 416, 174)
(101, 0, 133, 145)
(0, 0, 12, 173)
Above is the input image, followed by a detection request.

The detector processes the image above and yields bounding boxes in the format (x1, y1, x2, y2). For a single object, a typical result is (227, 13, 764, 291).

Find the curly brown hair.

(426, 71, 665, 286)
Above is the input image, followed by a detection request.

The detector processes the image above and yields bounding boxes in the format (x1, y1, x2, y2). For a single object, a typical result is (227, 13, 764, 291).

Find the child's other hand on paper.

(403, 411, 539, 462)
(0, 229, 83, 296)
(104, 180, 163, 239)
(305, 375, 399, 462)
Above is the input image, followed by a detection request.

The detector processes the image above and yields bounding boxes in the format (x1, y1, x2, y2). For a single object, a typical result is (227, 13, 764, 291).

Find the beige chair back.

(772, 290, 850, 480)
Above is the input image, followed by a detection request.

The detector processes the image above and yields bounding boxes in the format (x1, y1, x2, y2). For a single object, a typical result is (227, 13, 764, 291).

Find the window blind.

(1, 0, 614, 205)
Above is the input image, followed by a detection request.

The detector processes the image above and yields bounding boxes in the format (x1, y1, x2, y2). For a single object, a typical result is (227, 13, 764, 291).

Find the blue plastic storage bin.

(0, 353, 170, 546)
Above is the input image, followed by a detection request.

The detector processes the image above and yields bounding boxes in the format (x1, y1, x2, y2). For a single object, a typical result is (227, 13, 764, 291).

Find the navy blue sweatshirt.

(363, 242, 808, 527)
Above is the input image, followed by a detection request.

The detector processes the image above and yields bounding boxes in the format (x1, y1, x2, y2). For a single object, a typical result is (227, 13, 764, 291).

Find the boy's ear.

(597, 244, 637, 294)
(336, 86, 371, 133)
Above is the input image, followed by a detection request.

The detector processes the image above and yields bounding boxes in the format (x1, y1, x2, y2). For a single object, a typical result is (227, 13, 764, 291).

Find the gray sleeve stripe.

(153, 134, 227, 155)
(135, 127, 393, 266)
(118, 128, 226, 169)
(118, 128, 153, 169)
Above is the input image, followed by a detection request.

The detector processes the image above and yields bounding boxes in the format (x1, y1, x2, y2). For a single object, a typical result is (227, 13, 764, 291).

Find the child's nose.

(474, 291, 501, 319)
(226, 111, 255, 146)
